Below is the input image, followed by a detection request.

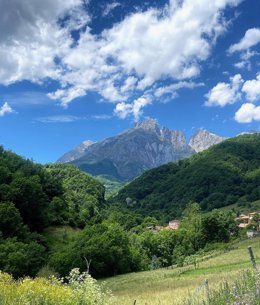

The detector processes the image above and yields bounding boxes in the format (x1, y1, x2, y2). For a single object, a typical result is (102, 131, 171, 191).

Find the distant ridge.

(58, 119, 225, 181)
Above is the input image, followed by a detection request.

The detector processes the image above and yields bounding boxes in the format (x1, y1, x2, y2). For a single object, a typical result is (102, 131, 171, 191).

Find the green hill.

(112, 134, 260, 221)
(0, 147, 105, 277)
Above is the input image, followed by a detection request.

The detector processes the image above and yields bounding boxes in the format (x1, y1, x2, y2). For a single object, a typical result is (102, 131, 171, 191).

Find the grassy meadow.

(101, 238, 260, 305)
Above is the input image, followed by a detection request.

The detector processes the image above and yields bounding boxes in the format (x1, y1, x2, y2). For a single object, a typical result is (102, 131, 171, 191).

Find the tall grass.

(103, 238, 260, 305)
(0, 268, 114, 305)
(184, 270, 260, 305)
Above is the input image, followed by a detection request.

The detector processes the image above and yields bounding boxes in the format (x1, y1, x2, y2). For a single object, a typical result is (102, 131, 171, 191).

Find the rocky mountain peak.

(135, 118, 159, 132)
(58, 140, 95, 163)
(58, 121, 226, 181)
(189, 129, 225, 152)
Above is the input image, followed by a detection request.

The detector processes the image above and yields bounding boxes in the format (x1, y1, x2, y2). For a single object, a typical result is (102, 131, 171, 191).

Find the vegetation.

(95, 175, 126, 198)
(45, 164, 105, 227)
(112, 134, 260, 221)
(0, 134, 260, 285)
(102, 238, 260, 305)
(0, 268, 114, 305)
(0, 147, 106, 278)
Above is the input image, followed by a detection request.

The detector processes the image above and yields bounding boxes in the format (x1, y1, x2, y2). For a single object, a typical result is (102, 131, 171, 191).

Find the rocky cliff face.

(58, 119, 225, 181)
(189, 129, 225, 152)
(58, 140, 94, 163)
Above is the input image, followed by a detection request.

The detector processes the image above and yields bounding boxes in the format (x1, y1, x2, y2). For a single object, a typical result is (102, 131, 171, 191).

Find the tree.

(201, 210, 238, 243)
(0, 239, 46, 278)
(0, 202, 27, 239)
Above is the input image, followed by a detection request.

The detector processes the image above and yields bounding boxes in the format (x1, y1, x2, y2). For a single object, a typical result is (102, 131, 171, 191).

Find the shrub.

(0, 269, 114, 305)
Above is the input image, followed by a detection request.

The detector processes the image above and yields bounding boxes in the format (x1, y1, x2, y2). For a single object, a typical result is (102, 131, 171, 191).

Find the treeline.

(112, 134, 260, 221)
(46, 203, 239, 278)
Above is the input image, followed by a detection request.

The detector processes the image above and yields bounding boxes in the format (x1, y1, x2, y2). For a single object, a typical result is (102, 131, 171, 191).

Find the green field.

(101, 238, 260, 305)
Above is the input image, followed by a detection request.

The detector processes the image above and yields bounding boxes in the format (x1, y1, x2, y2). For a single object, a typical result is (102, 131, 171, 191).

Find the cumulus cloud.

(114, 96, 152, 121)
(205, 74, 244, 107)
(229, 28, 260, 54)
(229, 28, 260, 70)
(0, 0, 242, 119)
(0, 0, 88, 85)
(235, 103, 260, 123)
(0, 102, 14, 117)
(242, 73, 260, 102)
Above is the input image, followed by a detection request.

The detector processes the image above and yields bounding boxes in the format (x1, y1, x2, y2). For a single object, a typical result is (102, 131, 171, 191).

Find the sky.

(0, 0, 260, 163)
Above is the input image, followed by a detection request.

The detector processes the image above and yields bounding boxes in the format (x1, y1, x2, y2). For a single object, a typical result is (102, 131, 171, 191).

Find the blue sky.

(0, 0, 260, 163)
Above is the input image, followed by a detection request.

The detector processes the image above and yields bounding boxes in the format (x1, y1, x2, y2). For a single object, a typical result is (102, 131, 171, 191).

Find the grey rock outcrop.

(58, 140, 94, 163)
(189, 129, 225, 153)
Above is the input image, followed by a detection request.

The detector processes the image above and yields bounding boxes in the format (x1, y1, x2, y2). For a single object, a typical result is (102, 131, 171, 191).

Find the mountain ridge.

(58, 119, 226, 181)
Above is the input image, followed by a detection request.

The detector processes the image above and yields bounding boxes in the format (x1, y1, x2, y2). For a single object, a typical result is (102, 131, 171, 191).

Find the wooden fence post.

(205, 279, 210, 304)
(248, 246, 257, 270)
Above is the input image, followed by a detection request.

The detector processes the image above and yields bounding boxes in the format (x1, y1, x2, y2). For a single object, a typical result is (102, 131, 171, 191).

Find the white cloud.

(234, 51, 260, 70)
(36, 115, 82, 123)
(102, 2, 121, 17)
(229, 28, 260, 54)
(0, 0, 88, 85)
(154, 81, 204, 98)
(91, 114, 112, 120)
(3, 92, 54, 106)
(205, 74, 243, 107)
(121, 77, 138, 93)
(0, 102, 14, 117)
(114, 96, 152, 121)
(235, 103, 260, 123)
(242, 73, 260, 102)
(0, 0, 242, 119)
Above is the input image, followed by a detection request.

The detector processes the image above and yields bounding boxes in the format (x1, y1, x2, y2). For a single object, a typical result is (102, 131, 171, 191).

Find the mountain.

(189, 129, 226, 152)
(58, 119, 225, 181)
(111, 133, 260, 221)
(58, 140, 94, 163)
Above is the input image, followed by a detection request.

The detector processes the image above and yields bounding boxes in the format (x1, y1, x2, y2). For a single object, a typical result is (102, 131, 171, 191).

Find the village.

(148, 212, 260, 238)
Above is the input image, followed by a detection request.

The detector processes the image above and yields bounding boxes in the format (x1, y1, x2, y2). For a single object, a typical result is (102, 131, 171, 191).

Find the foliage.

(0, 147, 107, 278)
(46, 164, 105, 227)
(48, 221, 147, 278)
(0, 239, 46, 278)
(0, 269, 114, 305)
(0, 147, 64, 230)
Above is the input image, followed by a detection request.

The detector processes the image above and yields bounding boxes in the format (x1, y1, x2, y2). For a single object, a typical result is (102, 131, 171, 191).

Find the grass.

(101, 238, 260, 305)
(43, 226, 81, 250)
(218, 199, 260, 215)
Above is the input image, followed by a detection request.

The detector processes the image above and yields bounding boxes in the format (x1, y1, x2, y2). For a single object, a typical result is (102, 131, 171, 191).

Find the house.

(237, 212, 260, 228)
(166, 219, 180, 230)
(247, 230, 260, 238)
(147, 220, 180, 233)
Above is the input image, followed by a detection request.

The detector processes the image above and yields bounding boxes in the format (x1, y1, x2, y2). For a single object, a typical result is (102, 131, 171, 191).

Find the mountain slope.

(58, 119, 225, 181)
(111, 134, 260, 220)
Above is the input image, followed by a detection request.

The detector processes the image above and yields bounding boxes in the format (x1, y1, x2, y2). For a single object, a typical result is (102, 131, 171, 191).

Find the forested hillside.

(112, 134, 260, 221)
(0, 147, 105, 277)
(45, 164, 105, 227)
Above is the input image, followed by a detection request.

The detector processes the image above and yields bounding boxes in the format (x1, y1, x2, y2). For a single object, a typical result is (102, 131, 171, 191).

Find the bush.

(0, 269, 114, 305)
